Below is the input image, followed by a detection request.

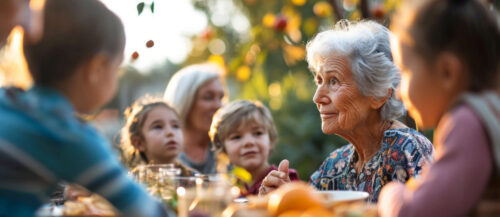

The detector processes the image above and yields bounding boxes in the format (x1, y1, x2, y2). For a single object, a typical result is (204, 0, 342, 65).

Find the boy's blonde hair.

(209, 100, 278, 155)
(120, 95, 179, 169)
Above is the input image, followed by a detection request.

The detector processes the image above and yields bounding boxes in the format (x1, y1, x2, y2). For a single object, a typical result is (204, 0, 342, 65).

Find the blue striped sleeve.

(58, 128, 168, 217)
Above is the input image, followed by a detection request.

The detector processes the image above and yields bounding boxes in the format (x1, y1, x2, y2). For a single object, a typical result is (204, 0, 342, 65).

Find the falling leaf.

(150, 2, 155, 13)
(137, 2, 145, 15)
(146, 40, 154, 48)
(131, 51, 139, 60)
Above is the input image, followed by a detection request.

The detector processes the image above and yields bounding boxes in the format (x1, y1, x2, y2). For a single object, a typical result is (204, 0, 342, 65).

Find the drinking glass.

(129, 164, 180, 200)
(177, 174, 240, 217)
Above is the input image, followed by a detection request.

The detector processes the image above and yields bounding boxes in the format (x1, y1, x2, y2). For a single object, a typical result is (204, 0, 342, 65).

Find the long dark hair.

(23, 0, 125, 86)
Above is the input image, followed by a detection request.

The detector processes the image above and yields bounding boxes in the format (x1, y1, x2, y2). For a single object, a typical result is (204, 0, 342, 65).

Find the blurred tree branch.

(329, 0, 344, 20)
(359, 0, 371, 19)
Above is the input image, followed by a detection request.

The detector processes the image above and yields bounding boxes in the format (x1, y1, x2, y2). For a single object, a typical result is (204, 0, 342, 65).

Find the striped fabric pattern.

(0, 86, 167, 217)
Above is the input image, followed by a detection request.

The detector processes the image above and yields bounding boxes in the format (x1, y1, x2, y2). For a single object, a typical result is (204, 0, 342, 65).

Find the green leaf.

(150, 2, 155, 13)
(137, 2, 145, 15)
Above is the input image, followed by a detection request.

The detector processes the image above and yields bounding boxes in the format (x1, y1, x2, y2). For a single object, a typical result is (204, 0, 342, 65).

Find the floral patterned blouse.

(309, 128, 434, 202)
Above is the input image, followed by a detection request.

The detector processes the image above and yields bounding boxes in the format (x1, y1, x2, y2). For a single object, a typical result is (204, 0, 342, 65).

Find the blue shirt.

(0, 86, 167, 217)
(309, 128, 434, 202)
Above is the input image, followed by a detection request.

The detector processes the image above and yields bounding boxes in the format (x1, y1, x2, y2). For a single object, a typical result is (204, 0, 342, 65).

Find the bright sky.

(100, 0, 208, 72)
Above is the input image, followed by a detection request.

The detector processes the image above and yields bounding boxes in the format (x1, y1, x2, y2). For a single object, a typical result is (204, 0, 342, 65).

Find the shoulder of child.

(439, 103, 487, 150)
(449, 103, 484, 130)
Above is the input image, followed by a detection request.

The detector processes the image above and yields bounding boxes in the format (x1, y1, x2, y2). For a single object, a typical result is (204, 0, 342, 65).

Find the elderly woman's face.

(313, 55, 373, 134)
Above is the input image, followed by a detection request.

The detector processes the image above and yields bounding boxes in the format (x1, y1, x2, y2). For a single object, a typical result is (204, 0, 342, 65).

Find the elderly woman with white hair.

(164, 63, 226, 174)
(260, 20, 434, 202)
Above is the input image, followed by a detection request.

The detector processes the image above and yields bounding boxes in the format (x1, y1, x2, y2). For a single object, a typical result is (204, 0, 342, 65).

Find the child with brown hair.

(121, 95, 197, 176)
(378, 0, 500, 216)
(0, 0, 167, 216)
(209, 100, 299, 196)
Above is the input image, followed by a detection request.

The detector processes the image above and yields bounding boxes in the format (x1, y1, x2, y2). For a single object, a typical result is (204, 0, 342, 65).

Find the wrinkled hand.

(259, 159, 291, 196)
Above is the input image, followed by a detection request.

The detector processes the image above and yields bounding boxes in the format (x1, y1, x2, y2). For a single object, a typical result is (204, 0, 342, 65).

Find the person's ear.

(131, 136, 146, 152)
(83, 53, 109, 85)
(436, 52, 464, 93)
(370, 88, 391, 109)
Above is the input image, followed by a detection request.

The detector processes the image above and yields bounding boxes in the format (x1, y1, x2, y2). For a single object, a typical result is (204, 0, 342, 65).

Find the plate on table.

(316, 190, 369, 203)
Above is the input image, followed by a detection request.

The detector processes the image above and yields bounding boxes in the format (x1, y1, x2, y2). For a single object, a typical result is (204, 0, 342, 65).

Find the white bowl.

(316, 190, 369, 203)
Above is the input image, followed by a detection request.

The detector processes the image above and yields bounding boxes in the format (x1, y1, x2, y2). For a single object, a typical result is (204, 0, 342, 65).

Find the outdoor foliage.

(176, 0, 402, 179)
(126, 0, 497, 179)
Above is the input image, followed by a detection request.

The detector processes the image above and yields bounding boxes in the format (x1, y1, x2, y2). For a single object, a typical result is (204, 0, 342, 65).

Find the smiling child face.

(223, 118, 271, 172)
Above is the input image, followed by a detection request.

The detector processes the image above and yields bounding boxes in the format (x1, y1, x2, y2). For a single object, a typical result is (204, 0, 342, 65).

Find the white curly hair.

(306, 20, 405, 120)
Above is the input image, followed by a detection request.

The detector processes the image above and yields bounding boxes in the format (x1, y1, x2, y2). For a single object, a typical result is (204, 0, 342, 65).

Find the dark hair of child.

(23, 0, 125, 86)
(399, 0, 500, 92)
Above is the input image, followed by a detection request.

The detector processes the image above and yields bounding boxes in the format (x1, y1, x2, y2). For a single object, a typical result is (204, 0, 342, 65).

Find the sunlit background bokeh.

(1, 0, 495, 179)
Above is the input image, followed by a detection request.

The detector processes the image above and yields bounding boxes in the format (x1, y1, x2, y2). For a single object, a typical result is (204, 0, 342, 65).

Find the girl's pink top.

(378, 104, 494, 217)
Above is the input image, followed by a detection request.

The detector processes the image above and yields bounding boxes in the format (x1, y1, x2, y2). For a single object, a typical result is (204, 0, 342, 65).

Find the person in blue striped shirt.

(0, 0, 168, 216)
